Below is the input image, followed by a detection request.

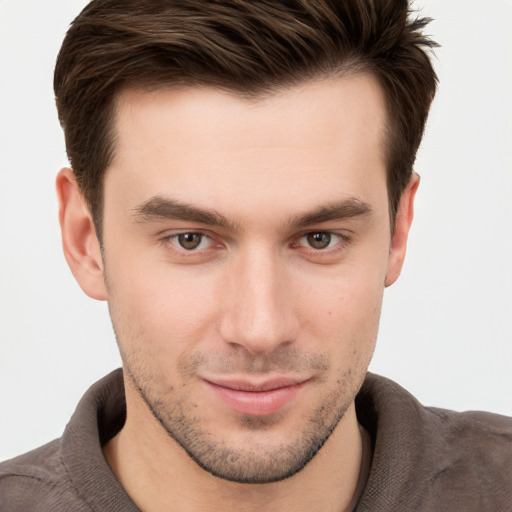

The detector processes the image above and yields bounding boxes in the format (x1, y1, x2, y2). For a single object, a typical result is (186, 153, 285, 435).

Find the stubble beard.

(123, 350, 358, 484)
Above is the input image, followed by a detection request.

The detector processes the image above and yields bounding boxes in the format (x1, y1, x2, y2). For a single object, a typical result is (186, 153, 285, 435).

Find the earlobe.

(56, 168, 107, 300)
(384, 172, 420, 287)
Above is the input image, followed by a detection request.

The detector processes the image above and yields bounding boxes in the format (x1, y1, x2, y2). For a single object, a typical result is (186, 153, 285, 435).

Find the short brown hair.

(54, 0, 438, 236)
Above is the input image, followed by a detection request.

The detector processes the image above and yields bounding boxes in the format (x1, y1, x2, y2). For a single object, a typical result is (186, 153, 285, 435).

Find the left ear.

(385, 172, 420, 287)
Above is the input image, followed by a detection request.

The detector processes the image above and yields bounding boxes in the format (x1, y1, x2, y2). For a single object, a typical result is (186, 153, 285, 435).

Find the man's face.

(100, 75, 396, 482)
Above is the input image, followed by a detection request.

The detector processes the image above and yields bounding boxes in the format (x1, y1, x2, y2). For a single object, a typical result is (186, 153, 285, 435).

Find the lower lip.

(205, 381, 306, 416)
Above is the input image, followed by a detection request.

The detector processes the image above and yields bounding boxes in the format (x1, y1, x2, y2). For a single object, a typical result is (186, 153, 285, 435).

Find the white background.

(1, 0, 511, 461)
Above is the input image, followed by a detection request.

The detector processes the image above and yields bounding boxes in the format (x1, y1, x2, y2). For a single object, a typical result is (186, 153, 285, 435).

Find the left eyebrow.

(286, 198, 372, 230)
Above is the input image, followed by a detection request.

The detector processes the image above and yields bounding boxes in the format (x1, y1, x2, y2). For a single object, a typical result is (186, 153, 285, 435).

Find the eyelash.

(161, 231, 219, 254)
(294, 232, 350, 252)
(160, 230, 351, 258)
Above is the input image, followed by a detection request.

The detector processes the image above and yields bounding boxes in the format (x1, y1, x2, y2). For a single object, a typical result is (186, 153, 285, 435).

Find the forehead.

(105, 75, 389, 224)
(113, 74, 387, 153)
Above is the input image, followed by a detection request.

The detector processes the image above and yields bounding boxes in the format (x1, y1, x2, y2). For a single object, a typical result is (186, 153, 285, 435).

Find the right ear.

(56, 167, 107, 300)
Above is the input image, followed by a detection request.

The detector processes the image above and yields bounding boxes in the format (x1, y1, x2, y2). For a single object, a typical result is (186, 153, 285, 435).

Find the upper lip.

(202, 376, 310, 392)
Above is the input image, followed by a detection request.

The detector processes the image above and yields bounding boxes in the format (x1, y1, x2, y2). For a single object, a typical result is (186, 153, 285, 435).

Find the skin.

(57, 74, 418, 512)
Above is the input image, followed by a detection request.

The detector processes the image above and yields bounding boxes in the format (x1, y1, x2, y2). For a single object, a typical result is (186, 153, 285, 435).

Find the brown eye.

(306, 232, 331, 249)
(177, 233, 203, 250)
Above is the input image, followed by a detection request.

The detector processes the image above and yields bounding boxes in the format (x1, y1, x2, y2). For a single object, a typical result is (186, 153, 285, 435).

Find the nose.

(219, 246, 299, 355)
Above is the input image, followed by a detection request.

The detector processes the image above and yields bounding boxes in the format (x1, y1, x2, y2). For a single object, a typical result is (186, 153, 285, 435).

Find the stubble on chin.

(121, 346, 363, 484)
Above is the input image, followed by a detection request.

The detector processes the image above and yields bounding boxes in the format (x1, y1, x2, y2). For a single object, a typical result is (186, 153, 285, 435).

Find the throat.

(103, 396, 366, 512)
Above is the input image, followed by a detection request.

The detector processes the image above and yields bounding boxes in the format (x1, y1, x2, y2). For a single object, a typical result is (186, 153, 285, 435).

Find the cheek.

(105, 256, 223, 356)
(296, 256, 386, 324)
(293, 263, 384, 369)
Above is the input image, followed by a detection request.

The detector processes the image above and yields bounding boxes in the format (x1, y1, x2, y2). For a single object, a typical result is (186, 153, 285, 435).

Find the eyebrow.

(132, 196, 239, 231)
(132, 195, 372, 231)
(287, 198, 372, 229)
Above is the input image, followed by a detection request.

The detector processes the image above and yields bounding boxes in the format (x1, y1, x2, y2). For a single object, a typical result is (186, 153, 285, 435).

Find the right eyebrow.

(132, 196, 240, 231)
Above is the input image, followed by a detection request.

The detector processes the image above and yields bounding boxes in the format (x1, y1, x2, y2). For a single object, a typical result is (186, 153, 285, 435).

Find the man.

(0, 1, 510, 511)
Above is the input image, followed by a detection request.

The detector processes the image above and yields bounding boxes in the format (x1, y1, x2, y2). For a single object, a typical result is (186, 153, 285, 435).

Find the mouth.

(202, 377, 310, 416)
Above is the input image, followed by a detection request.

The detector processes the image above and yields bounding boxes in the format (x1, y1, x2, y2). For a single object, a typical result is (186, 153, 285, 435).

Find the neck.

(104, 383, 364, 512)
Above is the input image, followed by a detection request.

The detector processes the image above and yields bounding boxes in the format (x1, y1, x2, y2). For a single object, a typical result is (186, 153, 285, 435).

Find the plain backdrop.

(1, 0, 511, 461)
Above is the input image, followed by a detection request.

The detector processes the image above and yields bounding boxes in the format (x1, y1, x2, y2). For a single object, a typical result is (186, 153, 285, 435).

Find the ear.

(385, 172, 420, 287)
(56, 167, 107, 300)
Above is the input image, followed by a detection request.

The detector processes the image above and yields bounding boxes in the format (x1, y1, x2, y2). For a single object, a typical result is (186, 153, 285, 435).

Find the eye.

(168, 232, 212, 251)
(298, 232, 345, 250)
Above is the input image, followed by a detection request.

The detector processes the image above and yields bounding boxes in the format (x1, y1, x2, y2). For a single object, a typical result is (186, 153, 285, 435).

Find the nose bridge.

(220, 244, 297, 354)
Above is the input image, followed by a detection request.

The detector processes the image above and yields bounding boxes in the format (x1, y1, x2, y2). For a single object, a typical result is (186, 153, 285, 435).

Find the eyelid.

(158, 228, 351, 258)
(291, 230, 352, 255)
(298, 232, 344, 247)
(160, 229, 219, 252)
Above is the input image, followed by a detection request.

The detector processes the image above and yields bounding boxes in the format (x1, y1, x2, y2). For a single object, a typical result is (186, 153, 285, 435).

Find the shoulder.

(360, 372, 512, 446)
(0, 439, 90, 512)
(422, 406, 512, 502)
(425, 405, 512, 448)
(357, 373, 512, 511)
